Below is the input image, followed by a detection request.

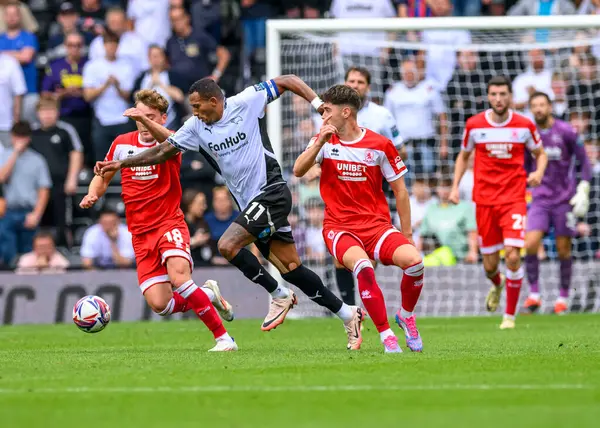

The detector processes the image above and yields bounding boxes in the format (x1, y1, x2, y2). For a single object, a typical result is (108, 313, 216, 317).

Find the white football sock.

(336, 303, 354, 323)
(529, 292, 541, 300)
(379, 328, 395, 341)
(216, 332, 233, 342)
(400, 308, 413, 319)
(200, 287, 216, 302)
(270, 286, 290, 299)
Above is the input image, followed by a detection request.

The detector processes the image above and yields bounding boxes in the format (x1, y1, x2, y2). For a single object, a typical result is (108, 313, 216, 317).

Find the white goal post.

(265, 16, 600, 317)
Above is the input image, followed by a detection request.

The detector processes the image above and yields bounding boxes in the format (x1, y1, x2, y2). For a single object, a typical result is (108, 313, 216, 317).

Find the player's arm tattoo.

(120, 141, 179, 168)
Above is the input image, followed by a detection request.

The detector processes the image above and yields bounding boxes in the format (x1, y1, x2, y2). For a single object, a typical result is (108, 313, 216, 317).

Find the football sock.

(175, 280, 226, 338)
(401, 261, 424, 314)
(230, 248, 279, 293)
(335, 267, 356, 305)
(282, 264, 344, 314)
(379, 328, 395, 341)
(216, 332, 234, 342)
(486, 269, 502, 287)
(354, 259, 389, 333)
(157, 292, 188, 316)
(335, 303, 354, 323)
(505, 267, 524, 317)
(524, 254, 540, 294)
(559, 258, 572, 299)
(200, 286, 216, 302)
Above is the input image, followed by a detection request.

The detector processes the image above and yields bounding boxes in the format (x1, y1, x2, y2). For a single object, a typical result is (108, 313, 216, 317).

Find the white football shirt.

(313, 101, 403, 148)
(169, 80, 285, 211)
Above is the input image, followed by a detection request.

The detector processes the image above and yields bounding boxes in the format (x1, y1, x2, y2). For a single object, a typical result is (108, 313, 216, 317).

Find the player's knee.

(395, 246, 422, 270)
(557, 247, 571, 260)
(166, 258, 191, 288)
(505, 249, 521, 268)
(146, 295, 170, 315)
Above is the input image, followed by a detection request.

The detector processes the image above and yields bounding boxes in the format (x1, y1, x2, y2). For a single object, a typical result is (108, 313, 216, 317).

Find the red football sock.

(401, 262, 424, 314)
(505, 267, 524, 317)
(487, 270, 502, 287)
(172, 291, 188, 313)
(354, 259, 389, 333)
(176, 280, 226, 338)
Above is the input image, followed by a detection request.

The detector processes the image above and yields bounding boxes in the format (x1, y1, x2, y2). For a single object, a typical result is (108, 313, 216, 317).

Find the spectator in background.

(205, 186, 238, 265)
(239, 0, 278, 80)
(127, 0, 171, 48)
(89, 7, 148, 75)
(550, 71, 568, 120)
(282, 0, 321, 18)
(0, 2, 39, 121)
(396, 178, 437, 245)
(304, 198, 327, 263)
(458, 153, 475, 202)
(0, 52, 26, 148)
(0, 122, 51, 266)
(419, 175, 478, 263)
(330, 0, 397, 103)
(191, 0, 222, 43)
(446, 50, 487, 158)
(132, 45, 186, 129)
(166, 6, 230, 89)
(47, 2, 94, 60)
(83, 31, 135, 162)
(183, 189, 214, 267)
(385, 57, 448, 180)
(421, 0, 471, 90)
(513, 48, 553, 112)
(395, 0, 432, 17)
(80, 209, 134, 269)
(78, 0, 106, 36)
(31, 97, 83, 248)
(509, 0, 576, 16)
(567, 54, 600, 141)
(453, 0, 485, 16)
(0, 0, 38, 34)
(42, 31, 92, 165)
(16, 231, 70, 274)
(180, 149, 218, 203)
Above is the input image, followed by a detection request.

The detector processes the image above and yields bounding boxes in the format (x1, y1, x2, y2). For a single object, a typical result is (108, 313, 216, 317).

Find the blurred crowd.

(0, 0, 599, 273)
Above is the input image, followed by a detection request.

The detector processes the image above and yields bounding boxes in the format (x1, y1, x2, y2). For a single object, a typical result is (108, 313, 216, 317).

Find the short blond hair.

(134, 89, 169, 114)
(36, 95, 59, 111)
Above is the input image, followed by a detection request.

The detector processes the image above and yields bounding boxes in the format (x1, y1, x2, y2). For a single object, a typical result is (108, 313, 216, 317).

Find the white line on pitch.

(0, 384, 593, 395)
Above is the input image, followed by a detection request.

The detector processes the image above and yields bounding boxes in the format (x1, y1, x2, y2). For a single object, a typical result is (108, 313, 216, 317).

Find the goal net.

(266, 16, 600, 317)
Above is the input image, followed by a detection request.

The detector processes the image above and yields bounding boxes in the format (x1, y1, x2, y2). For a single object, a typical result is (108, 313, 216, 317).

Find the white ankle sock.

(379, 328, 395, 341)
(216, 332, 233, 342)
(270, 286, 290, 299)
(529, 292, 541, 300)
(336, 303, 354, 323)
(200, 287, 216, 302)
(400, 308, 413, 319)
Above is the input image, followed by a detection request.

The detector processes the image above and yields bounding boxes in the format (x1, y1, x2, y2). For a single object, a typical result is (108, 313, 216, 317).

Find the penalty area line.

(0, 384, 593, 395)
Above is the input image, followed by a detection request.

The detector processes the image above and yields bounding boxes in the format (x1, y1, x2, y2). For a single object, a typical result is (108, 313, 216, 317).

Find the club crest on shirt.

(229, 115, 243, 124)
(364, 150, 376, 165)
(327, 230, 335, 240)
(394, 156, 403, 169)
(511, 130, 520, 141)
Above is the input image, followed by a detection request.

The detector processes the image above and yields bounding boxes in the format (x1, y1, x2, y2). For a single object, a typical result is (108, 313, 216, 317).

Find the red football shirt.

(105, 131, 184, 234)
(310, 128, 407, 233)
(462, 109, 542, 206)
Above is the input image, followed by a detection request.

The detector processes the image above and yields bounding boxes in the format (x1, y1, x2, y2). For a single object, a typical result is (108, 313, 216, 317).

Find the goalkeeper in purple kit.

(523, 92, 592, 314)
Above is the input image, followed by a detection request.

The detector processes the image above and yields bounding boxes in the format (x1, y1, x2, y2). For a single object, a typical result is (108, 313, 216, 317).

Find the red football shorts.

(323, 224, 412, 266)
(475, 201, 527, 254)
(131, 220, 193, 294)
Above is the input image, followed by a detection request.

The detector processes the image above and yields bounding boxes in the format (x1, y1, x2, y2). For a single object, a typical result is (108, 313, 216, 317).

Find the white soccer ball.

(72, 295, 111, 333)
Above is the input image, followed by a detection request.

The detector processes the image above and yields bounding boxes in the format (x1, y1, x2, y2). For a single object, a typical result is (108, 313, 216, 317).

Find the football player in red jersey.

(80, 90, 237, 351)
(294, 85, 425, 353)
(449, 76, 548, 329)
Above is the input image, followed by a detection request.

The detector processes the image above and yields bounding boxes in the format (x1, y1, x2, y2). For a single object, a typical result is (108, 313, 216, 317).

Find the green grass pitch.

(1, 315, 599, 427)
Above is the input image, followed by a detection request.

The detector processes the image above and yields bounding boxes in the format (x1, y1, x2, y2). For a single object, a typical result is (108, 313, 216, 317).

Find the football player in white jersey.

(312, 67, 404, 306)
(96, 76, 364, 350)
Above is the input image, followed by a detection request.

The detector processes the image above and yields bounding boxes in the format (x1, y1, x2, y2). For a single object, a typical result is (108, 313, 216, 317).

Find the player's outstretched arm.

(449, 150, 471, 204)
(96, 142, 180, 175)
(123, 108, 172, 143)
(390, 176, 413, 243)
(273, 74, 324, 112)
(80, 171, 116, 209)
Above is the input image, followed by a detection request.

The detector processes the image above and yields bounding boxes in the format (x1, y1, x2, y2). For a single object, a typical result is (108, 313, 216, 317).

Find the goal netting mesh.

(274, 25, 600, 318)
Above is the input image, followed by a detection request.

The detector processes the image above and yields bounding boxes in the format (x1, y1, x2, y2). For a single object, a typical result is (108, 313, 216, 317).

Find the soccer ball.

(72, 295, 111, 333)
